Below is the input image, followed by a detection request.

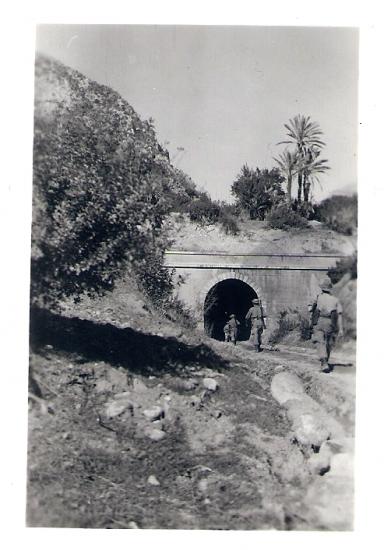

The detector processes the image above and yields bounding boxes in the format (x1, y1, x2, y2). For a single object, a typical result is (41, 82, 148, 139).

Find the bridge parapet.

(164, 250, 344, 271)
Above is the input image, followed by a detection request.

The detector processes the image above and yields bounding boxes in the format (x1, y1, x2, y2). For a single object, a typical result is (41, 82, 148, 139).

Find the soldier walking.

(309, 278, 343, 373)
(245, 298, 266, 352)
(223, 314, 240, 345)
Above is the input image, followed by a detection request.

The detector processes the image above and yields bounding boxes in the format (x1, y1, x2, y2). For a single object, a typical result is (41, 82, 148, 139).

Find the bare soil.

(27, 292, 355, 530)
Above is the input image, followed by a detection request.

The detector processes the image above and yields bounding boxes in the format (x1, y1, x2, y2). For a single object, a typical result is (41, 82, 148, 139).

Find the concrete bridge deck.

(164, 250, 345, 271)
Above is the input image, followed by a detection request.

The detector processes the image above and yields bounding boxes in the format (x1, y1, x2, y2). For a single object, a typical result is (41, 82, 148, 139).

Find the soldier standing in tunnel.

(245, 298, 266, 352)
(224, 313, 240, 345)
(309, 278, 343, 373)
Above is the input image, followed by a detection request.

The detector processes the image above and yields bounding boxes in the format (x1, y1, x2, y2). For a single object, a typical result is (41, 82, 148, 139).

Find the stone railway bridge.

(164, 250, 345, 342)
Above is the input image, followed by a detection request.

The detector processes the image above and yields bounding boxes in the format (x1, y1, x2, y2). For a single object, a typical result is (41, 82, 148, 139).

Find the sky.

(36, 25, 358, 202)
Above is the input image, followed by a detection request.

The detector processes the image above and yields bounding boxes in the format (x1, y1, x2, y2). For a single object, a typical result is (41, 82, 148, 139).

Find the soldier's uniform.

(310, 279, 343, 373)
(223, 322, 231, 342)
(245, 299, 266, 352)
(227, 314, 240, 345)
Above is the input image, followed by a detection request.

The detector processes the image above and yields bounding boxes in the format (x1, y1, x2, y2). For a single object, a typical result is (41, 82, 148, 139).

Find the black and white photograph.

(25, 23, 359, 531)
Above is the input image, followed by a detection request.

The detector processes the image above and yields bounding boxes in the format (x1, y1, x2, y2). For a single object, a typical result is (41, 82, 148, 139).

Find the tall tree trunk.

(286, 174, 292, 202)
(297, 172, 303, 203)
(303, 173, 310, 203)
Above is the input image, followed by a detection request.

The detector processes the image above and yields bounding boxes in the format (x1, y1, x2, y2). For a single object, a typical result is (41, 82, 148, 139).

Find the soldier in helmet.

(224, 313, 240, 345)
(309, 278, 343, 373)
(245, 298, 266, 352)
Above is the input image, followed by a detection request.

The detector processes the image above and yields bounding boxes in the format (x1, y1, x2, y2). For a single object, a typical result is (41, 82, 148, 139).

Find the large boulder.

(270, 372, 305, 405)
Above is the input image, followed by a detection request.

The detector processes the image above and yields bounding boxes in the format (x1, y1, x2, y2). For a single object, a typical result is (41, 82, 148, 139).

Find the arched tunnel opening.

(204, 278, 258, 341)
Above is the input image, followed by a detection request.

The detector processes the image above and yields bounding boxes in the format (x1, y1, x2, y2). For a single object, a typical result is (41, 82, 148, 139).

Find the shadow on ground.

(30, 307, 230, 376)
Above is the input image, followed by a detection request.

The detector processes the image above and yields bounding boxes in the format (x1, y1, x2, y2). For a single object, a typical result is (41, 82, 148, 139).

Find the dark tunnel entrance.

(203, 278, 258, 341)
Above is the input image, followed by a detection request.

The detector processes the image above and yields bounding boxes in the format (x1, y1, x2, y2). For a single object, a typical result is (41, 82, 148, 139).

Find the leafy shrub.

(267, 202, 309, 230)
(219, 212, 239, 235)
(231, 165, 285, 220)
(184, 193, 240, 235)
(269, 309, 311, 344)
(313, 194, 357, 235)
(328, 254, 357, 284)
(32, 55, 176, 307)
(188, 194, 221, 225)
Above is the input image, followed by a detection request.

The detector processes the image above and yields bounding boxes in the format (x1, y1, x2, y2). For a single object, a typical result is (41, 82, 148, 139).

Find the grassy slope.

(166, 214, 356, 255)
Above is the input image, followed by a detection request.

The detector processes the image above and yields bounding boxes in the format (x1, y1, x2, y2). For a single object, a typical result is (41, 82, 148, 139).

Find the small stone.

(105, 398, 134, 418)
(128, 521, 139, 529)
(143, 406, 164, 422)
(197, 478, 209, 492)
(307, 450, 331, 475)
(145, 427, 166, 441)
(95, 379, 113, 393)
(164, 395, 171, 402)
(212, 410, 222, 419)
(190, 395, 202, 408)
(182, 379, 199, 391)
(203, 378, 219, 392)
(133, 379, 148, 393)
(147, 474, 160, 486)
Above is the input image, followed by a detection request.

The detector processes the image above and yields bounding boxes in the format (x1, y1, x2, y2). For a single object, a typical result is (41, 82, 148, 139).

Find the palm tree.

(273, 149, 301, 202)
(278, 115, 326, 203)
(302, 149, 330, 203)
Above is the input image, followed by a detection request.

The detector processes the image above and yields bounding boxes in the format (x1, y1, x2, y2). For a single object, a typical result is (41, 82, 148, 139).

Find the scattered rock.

(189, 395, 202, 408)
(181, 379, 199, 391)
(329, 452, 354, 478)
(303, 470, 353, 530)
(271, 372, 305, 405)
(291, 412, 331, 448)
(307, 446, 332, 475)
(95, 379, 113, 393)
(107, 369, 129, 389)
(197, 478, 209, 493)
(128, 521, 139, 529)
(133, 379, 148, 393)
(147, 474, 160, 486)
(113, 391, 132, 400)
(143, 406, 164, 422)
(203, 378, 219, 392)
(105, 397, 134, 418)
(144, 427, 166, 441)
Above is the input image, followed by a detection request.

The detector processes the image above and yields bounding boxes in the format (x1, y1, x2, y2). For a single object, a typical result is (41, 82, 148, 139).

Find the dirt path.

(27, 325, 355, 530)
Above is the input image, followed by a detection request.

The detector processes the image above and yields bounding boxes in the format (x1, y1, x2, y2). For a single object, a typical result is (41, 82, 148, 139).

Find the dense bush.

(32, 55, 175, 307)
(269, 309, 311, 344)
(327, 253, 357, 284)
(313, 194, 357, 235)
(231, 165, 285, 220)
(188, 193, 221, 224)
(267, 202, 309, 230)
(181, 193, 239, 235)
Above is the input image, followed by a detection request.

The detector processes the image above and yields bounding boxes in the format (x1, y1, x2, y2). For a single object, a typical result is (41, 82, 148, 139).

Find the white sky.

(36, 25, 358, 202)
